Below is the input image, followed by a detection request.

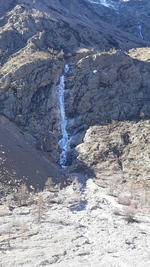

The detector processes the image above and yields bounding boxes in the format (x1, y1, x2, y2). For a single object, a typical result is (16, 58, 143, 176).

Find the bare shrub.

(14, 183, 29, 206)
(36, 193, 46, 223)
(64, 176, 84, 206)
(7, 223, 12, 248)
(140, 179, 149, 208)
(71, 191, 81, 203)
(117, 193, 131, 206)
(6, 215, 16, 248)
(44, 177, 53, 191)
(129, 180, 134, 199)
(113, 208, 122, 216)
(71, 177, 83, 204)
(107, 182, 116, 197)
(72, 177, 82, 193)
(123, 204, 138, 223)
(21, 221, 29, 241)
(6, 194, 14, 208)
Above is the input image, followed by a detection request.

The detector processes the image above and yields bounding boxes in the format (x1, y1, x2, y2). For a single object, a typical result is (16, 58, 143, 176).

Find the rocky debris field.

(0, 178, 150, 267)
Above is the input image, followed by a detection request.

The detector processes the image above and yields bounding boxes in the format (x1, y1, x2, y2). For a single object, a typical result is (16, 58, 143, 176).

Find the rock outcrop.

(66, 49, 148, 128)
(70, 120, 150, 206)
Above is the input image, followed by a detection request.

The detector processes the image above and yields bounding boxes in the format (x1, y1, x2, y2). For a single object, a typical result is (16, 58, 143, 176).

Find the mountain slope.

(0, 2, 150, 266)
(0, 115, 63, 197)
(0, 0, 150, 199)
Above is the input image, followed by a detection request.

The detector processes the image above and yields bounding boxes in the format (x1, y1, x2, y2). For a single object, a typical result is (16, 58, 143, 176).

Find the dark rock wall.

(66, 50, 150, 134)
(1, 0, 150, 166)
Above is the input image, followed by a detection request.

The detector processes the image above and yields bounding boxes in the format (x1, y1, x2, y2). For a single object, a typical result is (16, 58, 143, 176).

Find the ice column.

(57, 64, 70, 168)
(138, 25, 144, 40)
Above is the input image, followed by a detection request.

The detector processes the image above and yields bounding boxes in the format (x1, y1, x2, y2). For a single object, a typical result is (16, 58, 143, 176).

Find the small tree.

(7, 223, 12, 248)
(37, 193, 46, 223)
(13, 183, 29, 206)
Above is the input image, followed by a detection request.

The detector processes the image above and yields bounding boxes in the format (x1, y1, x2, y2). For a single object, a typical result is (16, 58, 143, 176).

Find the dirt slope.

(0, 116, 63, 197)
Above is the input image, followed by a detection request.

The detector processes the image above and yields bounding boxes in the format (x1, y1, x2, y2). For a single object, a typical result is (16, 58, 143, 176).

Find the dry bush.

(66, 177, 83, 205)
(72, 177, 82, 193)
(20, 221, 30, 241)
(71, 191, 82, 203)
(44, 177, 53, 191)
(117, 193, 131, 206)
(113, 208, 122, 216)
(36, 193, 46, 223)
(113, 204, 138, 223)
(123, 204, 138, 223)
(13, 183, 29, 206)
(140, 179, 149, 208)
(107, 182, 116, 197)
(7, 223, 12, 248)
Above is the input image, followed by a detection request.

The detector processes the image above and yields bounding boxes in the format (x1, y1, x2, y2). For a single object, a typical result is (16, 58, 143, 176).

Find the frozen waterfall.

(138, 25, 144, 40)
(88, 0, 120, 10)
(57, 64, 70, 168)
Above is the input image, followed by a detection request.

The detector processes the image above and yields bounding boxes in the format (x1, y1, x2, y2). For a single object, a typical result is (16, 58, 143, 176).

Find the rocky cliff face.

(0, 0, 150, 199)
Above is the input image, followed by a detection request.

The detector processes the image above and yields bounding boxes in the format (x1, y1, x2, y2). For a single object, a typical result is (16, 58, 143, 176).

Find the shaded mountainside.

(0, 0, 150, 200)
(0, 115, 63, 198)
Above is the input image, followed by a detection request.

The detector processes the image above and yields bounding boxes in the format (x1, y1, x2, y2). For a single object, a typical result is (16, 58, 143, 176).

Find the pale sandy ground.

(0, 179, 150, 267)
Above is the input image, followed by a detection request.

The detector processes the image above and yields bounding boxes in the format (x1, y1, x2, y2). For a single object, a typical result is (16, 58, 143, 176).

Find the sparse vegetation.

(117, 193, 131, 206)
(123, 205, 138, 223)
(36, 193, 46, 223)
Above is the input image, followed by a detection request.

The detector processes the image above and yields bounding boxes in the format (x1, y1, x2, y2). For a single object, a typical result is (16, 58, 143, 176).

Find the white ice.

(88, 0, 119, 10)
(138, 25, 144, 40)
(57, 64, 70, 168)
